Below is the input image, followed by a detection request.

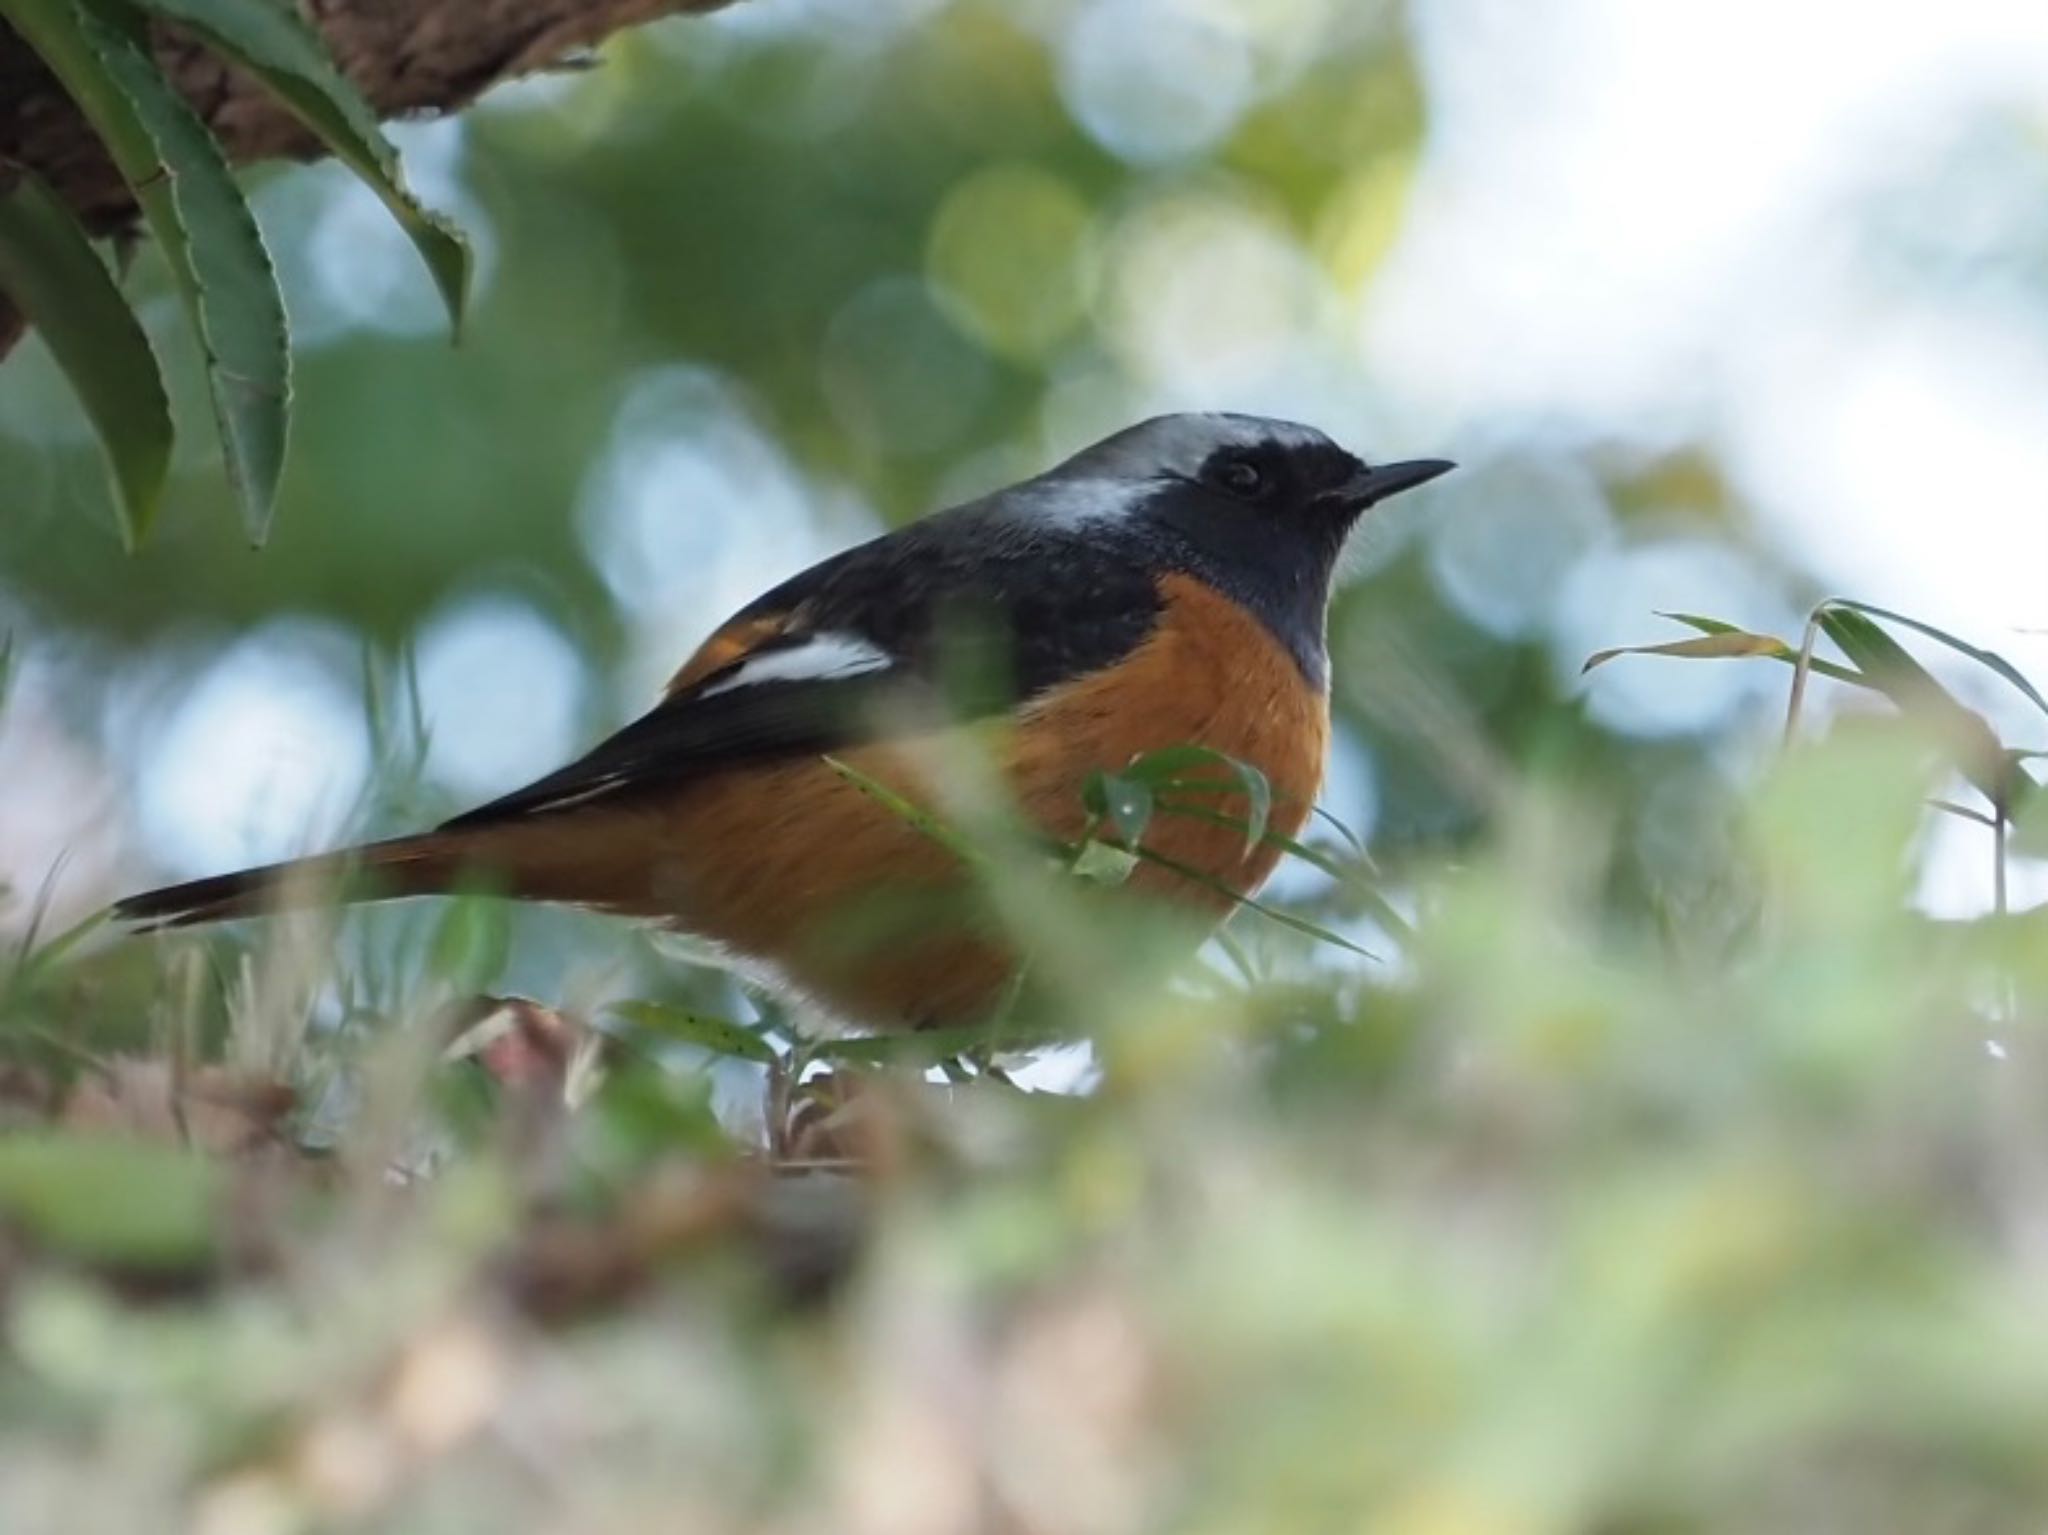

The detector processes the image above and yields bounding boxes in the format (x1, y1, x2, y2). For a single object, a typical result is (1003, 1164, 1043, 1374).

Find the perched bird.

(116, 415, 1451, 1031)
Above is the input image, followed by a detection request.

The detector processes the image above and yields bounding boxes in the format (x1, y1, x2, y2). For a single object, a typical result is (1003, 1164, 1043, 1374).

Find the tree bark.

(0, 0, 735, 358)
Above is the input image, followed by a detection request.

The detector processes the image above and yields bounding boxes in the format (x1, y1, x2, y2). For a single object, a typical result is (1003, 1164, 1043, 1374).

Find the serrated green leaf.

(0, 169, 171, 545)
(0, 1133, 219, 1271)
(5, 0, 291, 541)
(612, 1001, 779, 1066)
(131, 0, 469, 333)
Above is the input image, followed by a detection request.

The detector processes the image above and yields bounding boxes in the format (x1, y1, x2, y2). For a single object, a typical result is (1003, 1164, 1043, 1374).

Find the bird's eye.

(1209, 455, 1268, 498)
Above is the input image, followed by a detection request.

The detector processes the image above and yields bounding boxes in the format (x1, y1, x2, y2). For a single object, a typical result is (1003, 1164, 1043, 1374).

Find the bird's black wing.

(437, 512, 1162, 832)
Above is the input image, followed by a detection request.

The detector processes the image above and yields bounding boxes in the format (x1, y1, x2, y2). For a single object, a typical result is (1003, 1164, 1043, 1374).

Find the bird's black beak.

(1340, 458, 1457, 508)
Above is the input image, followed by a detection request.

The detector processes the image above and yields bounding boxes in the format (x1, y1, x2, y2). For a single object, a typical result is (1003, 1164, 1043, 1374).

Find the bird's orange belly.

(617, 575, 1329, 1030)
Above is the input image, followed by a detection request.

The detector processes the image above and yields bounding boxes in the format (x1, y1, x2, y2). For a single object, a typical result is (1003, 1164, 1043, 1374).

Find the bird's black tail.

(112, 837, 459, 930)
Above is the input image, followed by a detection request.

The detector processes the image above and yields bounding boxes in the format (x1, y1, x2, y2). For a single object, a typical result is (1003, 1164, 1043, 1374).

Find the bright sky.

(1374, 0, 2048, 677)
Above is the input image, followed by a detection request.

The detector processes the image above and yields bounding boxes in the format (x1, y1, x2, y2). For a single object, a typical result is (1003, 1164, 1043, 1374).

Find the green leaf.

(1309, 803, 1375, 866)
(1069, 838, 1139, 886)
(1584, 630, 1796, 672)
(0, 169, 171, 544)
(426, 895, 511, 992)
(822, 755, 984, 866)
(1129, 844, 1378, 961)
(0, 1133, 219, 1271)
(1120, 745, 1273, 851)
(612, 1001, 780, 1066)
(1656, 612, 1874, 689)
(1818, 607, 2023, 812)
(131, 0, 469, 334)
(814, 1017, 1047, 1067)
(1820, 597, 2048, 720)
(1152, 798, 1415, 941)
(1082, 770, 1154, 845)
(4, 0, 291, 541)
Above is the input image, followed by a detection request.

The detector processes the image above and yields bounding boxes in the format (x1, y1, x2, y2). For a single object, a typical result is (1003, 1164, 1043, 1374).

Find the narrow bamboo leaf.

(1309, 803, 1376, 865)
(0, 169, 170, 544)
(1130, 845, 1378, 960)
(132, 0, 469, 333)
(1083, 770, 1154, 845)
(1822, 597, 2048, 720)
(1583, 631, 1793, 672)
(1819, 607, 2017, 809)
(1657, 612, 1874, 688)
(612, 1002, 780, 1066)
(1122, 745, 1272, 851)
(822, 755, 985, 866)
(1927, 798, 1998, 830)
(1153, 798, 1415, 940)
(5, 0, 291, 541)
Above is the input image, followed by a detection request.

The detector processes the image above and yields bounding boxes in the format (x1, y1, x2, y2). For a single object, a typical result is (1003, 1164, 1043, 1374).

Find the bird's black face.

(1166, 428, 1456, 552)
(1103, 415, 1452, 684)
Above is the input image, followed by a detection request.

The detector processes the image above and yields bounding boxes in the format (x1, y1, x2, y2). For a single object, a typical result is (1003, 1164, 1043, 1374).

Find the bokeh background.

(12, 6, 2048, 1531)
(2, 0, 2045, 943)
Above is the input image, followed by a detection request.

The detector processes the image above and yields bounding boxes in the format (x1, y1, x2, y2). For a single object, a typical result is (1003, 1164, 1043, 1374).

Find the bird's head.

(1026, 412, 1455, 682)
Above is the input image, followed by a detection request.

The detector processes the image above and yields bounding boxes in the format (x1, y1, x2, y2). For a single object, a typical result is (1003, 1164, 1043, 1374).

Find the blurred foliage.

(3, 1, 2048, 1531)
(1, 709, 2047, 1532)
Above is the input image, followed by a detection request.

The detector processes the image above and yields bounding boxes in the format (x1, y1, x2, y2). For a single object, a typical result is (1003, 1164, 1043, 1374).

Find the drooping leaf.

(1082, 770, 1155, 845)
(1152, 798, 1415, 941)
(131, 0, 469, 333)
(1821, 597, 2048, 721)
(822, 755, 984, 866)
(1584, 630, 1796, 672)
(612, 1002, 780, 1066)
(4, 0, 291, 541)
(0, 168, 171, 544)
(1656, 612, 1874, 688)
(1131, 845, 1377, 960)
(1121, 745, 1273, 851)
(1818, 606, 2025, 812)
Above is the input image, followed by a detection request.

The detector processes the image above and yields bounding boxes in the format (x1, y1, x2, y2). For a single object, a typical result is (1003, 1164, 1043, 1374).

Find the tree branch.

(0, 0, 736, 359)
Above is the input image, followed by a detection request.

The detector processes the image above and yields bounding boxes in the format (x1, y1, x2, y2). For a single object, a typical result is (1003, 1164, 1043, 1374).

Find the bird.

(115, 414, 1452, 1032)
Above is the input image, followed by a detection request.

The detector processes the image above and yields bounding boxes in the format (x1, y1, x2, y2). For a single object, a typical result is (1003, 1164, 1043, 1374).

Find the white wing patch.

(693, 631, 894, 699)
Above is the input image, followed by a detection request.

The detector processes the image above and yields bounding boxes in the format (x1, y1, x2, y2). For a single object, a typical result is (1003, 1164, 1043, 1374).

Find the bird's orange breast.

(575, 573, 1329, 1030)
